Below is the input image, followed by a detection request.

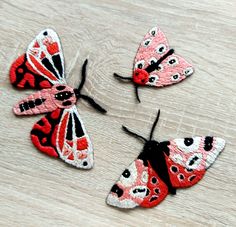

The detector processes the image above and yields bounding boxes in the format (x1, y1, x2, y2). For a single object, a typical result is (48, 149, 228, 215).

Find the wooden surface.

(0, 0, 236, 226)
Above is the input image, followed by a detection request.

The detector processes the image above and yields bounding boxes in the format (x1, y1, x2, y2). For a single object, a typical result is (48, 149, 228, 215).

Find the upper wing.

(9, 29, 65, 89)
(165, 137, 225, 188)
(106, 159, 168, 209)
(31, 106, 93, 169)
(133, 26, 194, 87)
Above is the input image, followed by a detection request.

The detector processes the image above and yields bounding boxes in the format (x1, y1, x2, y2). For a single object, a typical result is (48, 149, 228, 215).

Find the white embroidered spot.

(184, 67, 194, 76)
(148, 74, 159, 85)
(174, 137, 201, 153)
(167, 56, 179, 66)
(149, 57, 157, 65)
(141, 171, 148, 183)
(130, 186, 147, 199)
(106, 194, 138, 208)
(171, 73, 181, 82)
(143, 38, 152, 47)
(149, 27, 158, 36)
(156, 44, 166, 54)
(135, 60, 145, 69)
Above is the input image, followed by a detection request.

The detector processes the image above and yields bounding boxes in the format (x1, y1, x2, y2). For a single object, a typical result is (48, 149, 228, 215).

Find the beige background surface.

(0, 0, 236, 226)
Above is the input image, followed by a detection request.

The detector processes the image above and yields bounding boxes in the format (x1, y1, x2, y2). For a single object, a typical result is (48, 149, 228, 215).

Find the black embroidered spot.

(179, 174, 184, 180)
(28, 101, 35, 108)
(150, 60, 156, 65)
(133, 188, 146, 194)
(150, 196, 158, 202)
(149, 77, 155, 83)
(189, 175, 196, 182)
(138, 63, 143, 69)
(62, 101, 72, 106)
(186, 168, 193, 172)
(43, 31, 48, 36)
(23, 102, 29, 111)
(145, 40, 150, 46)
(154, 188, 160, 194)
(122, 169, 130, 178)
(169, 59, 176, 64)
(204, 136, 213, 151)
(19, 104, 24, 112)
(173, 74, 179, 80)
(146, 188, 150, 196)
(157, 66, 162, 71)
(184, 138, 194, 146)
(56, 85, 66, 91)
(55, 91, 73, 101)
(171, 166, 178, 173)
(35, 98, 46, 106)
(111, 184, 123, 198)
(83, 161, 88, 166)
(151, 177, 157, 184)
(151, 30, 156, 36)
(189, 156, 199, 166)
(159, 47, 164, 53)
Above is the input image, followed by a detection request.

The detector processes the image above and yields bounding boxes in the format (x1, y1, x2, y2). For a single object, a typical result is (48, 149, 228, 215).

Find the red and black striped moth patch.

(10, 29, 106, 169)
(106, 110, 225, 208)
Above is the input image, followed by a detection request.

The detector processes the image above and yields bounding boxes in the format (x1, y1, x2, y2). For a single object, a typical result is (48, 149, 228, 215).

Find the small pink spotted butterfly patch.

(106, 110, 225, 209)
(114, 26, 194, 102)
(9, 29, 106, 169)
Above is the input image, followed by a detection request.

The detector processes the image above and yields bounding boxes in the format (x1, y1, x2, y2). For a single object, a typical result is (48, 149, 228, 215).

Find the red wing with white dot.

(31, 106, 93, 169)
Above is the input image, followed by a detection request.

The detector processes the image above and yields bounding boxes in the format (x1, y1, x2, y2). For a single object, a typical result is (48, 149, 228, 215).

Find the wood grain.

(0, 0, 236, 226)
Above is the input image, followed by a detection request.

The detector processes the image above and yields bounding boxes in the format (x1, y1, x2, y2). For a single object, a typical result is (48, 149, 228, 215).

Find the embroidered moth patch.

(9, 29, 106, 169)
(106, 110, 225, 208)
(114, 26, 194, 102)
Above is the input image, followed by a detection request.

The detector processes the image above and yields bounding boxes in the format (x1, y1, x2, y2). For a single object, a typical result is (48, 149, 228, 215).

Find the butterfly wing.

(31, 106, 93, 169)
(165, 137, 225, 188)
(9, 29, 65, 89)
(133, 26, 194, 87)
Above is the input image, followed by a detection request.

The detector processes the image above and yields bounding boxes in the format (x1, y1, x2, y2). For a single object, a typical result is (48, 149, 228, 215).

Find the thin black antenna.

(75, 59, 107, 114)
(77, 59, 88, 93)
(149, 110, 161, 140)
(134, 85, 141, 103)
(122, 126, 147, 143)
(114, 73, 132, 81)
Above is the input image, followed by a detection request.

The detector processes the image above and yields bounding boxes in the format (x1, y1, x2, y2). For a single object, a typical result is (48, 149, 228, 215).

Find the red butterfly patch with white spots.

(10, 29, 106, 169)
(114, 26, 194, 102)
(106, 110, 225, 208)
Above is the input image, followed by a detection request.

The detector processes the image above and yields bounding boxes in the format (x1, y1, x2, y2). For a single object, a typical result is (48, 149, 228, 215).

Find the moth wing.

(134, 26, 170, 72)
(148, 53, 194, 87)
(106, 158, 169, 209)
(165, 137, 225, 188)
(31, 106, 93, 169)
(26, 28, 66, 85)
(9, 29, 65, 89)
(133, 26, 194, 87)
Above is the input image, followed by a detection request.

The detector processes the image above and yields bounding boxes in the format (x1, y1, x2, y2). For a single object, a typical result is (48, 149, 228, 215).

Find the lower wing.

(31, 106, 93, 169)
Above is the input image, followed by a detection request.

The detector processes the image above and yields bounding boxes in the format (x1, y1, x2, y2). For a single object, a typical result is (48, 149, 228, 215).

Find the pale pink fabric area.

(13, 85, 76, 115)
(168, 137, 225, 171)
(111, 159, 148, 206)
(133, 26, 194, 87)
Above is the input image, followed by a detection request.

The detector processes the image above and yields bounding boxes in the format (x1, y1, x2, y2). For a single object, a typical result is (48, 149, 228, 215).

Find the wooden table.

(0, 0, 235, 226)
